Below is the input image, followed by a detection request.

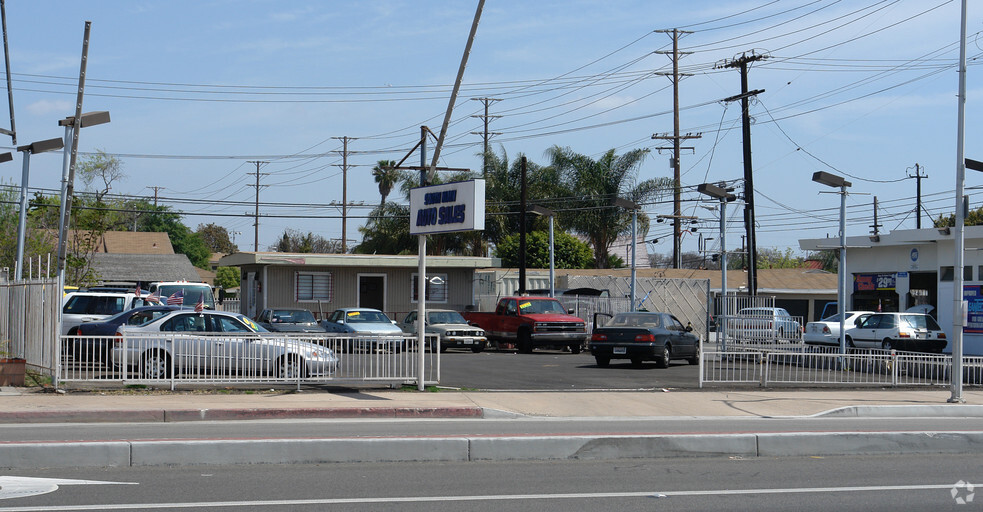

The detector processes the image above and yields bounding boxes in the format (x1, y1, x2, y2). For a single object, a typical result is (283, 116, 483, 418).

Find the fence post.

(698, 337, 704, 389)
(760, 352, 768, 387)
(891, 350, 898, 387)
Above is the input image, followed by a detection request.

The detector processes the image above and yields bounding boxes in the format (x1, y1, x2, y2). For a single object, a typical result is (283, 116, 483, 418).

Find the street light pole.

(950, 0, 969, 404)
(698, 183, 736, 350)
(14, 139, 61, 281)
(614, 198, 640, 311)
(528, 205, 555, 297)
(812, 171, 852, 356)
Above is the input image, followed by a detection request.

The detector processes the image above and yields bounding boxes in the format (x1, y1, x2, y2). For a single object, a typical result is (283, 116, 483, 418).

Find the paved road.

(2, 454, 978, 510)
(436, 349, 700, 390)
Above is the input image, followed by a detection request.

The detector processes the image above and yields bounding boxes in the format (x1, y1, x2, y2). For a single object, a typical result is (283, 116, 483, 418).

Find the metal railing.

(700, 340, 983, 388)
(58, 332, 440, 390)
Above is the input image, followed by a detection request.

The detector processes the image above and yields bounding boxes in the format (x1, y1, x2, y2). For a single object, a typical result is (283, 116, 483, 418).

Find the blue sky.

(0, 1, 979, 261)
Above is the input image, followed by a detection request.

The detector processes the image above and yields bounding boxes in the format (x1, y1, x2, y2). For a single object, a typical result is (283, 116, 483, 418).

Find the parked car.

(588, 311, 700, 368)
(846, 312, 947, 353)
(63, 305, 185, 363)
(62, 291, 155, 335)
(111, 310, 339, 379)
(321, 308, 406, 352)
(803, 311, 874, 347)
(255, 308, 326, 333)
(398, 309, 487, 353)
(728, 307, 802, 343)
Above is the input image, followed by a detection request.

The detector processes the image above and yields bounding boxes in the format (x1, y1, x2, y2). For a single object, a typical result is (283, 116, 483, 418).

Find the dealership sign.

(409, 179, 485, 235)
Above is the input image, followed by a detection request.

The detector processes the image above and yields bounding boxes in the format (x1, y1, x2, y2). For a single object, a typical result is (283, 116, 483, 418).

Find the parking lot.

(434, 348, 701, 390)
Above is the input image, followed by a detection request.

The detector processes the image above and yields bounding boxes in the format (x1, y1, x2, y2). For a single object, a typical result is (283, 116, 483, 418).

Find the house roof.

(43, 230, 174, 254)
(487, 267, 837, 295)
(91, 253, 202, 283)
(219, 252, 499, 269)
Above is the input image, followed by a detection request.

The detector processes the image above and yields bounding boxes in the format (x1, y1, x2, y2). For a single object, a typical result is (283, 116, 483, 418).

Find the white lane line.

(0, 484, 956, 510)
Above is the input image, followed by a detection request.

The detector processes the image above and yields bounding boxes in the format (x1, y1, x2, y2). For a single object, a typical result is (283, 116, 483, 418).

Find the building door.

(358, 274, 386, 312)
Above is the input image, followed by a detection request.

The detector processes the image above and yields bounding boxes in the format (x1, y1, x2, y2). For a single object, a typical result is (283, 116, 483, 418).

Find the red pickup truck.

(462, 296, 588, 353)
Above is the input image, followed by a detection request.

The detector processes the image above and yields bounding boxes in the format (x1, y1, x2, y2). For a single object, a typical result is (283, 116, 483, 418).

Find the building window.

(411, 273, 448, 303)
(296, 272, 331, 302)
(940, 267, 954, 282)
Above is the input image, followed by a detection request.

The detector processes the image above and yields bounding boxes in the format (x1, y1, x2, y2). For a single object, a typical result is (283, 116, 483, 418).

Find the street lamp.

(13, 139, 62, 281)
(528, 205, 555, 297)
(55, 111, 110, 287)
(613, 197, 640, 311)
(812, 171, 852, 356)
(698, 182, 736, 349)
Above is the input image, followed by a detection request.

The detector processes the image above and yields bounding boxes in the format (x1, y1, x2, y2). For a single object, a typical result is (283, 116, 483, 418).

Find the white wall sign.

(409, 179, 485, 235)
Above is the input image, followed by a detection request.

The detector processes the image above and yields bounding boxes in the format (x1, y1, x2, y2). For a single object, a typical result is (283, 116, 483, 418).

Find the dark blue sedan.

(588, 312, 700, 368)
(64, 305, 185, 362)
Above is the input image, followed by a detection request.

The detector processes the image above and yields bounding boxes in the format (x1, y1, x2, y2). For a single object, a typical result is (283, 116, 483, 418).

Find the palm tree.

(371, 159, 401, 205)
(546, 146, 672, 269)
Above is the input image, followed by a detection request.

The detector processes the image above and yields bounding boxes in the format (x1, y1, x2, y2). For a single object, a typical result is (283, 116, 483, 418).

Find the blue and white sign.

(409, 179, 485, 235)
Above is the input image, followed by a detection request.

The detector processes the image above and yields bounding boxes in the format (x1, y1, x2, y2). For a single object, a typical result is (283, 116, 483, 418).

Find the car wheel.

(595, 356, 610, 367)
(656, 345, 671, 368)
(846, 336, 855, 348)
(776, 328, 784, 343)
(275, 355, 306, 379)
(518, 330, 533, 354)
(687, 344, 700, 365)
(470, 343, 485, 353)
(140, 350, 171, 379)
(882, 340, 893, 351)
(569, 343, 582, 355)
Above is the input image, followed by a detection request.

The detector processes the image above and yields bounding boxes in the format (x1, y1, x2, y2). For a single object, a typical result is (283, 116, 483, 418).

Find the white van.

(148, 281, 215, 310)
(61, 291, 152, 335)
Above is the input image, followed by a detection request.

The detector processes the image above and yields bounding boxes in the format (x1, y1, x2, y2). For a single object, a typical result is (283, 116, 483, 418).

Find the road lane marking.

(0, 484, 956, 510)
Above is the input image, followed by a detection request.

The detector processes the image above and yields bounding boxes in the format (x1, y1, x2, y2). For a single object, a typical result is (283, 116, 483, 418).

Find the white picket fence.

(58, 332, 440, 390)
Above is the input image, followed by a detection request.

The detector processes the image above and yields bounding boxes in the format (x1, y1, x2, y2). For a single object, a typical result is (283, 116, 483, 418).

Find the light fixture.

(811, 170, 852, 356)
(939, 227, 951, 236)
(812, 171, 852, 188)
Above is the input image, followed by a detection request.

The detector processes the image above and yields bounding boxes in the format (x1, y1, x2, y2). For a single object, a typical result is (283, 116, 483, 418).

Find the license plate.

(613, 347, 627, 354)
(461, 338, 473, 344)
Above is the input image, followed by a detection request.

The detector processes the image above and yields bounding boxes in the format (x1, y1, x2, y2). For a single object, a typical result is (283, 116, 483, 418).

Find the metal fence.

(700, 341, 983, 388)
(57, 332, 440, 390)
(0, 264, 60, 375)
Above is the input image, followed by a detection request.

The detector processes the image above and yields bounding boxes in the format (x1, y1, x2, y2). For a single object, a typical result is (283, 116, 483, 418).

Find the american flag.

(135, 284, 141, 297)
(146, 290, 161, 304)
(166, 290, 184, 306)
(194, 295, 204, 313)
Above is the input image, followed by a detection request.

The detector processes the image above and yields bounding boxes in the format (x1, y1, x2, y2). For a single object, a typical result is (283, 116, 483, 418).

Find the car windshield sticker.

(347, 311, 360, 317)
(241, 317, 259, 331)
(519, 302, 532, 309)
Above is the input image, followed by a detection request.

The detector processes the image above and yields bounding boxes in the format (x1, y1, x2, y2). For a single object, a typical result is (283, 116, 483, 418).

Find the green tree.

(139, 204, 210, 268)
(372, 159, 402, 206)
(271, 229, 340, 253)
(215, 266, 240, 290)
(355, 203, 416, 255)
(196, 223, 238, 254)
(546, 146, 672, 269)
(757, 247, 805, 269)
(481, 147, 569, 248)
(78, 150, 125, 202)
(495, 230, 594, 269)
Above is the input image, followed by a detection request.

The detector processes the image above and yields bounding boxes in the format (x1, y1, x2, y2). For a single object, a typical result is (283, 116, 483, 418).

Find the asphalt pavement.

(2, 385, 983, 469)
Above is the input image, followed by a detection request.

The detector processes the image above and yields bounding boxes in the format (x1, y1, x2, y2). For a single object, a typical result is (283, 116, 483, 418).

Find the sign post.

(409, 179, 485, 390)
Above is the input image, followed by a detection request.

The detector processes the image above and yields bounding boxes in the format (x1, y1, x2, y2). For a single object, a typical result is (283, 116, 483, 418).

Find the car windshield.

(156, 285, 215, 309)
(345, 310, 391, 323)
(236, 315, 268, 332)
(517, 300, 566, 314)
(273, 310, 316, 323)
(606, 313, 662, 328)
(427, 311, 466, 324)
(901, 314, 941, 331)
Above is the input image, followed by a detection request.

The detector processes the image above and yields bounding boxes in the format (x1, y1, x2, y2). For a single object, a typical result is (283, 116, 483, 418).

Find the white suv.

(62, 291, 151, 335)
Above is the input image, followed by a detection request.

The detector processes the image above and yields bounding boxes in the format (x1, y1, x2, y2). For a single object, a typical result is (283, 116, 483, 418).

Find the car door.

(852, 314, 886, 349)
(666, 314, 697, 356)
(211, 314, 258, 375)
(161, 313, 212, 374)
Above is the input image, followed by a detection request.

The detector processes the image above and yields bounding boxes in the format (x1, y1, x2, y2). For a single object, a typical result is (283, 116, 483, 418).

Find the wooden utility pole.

(332, 136, 356, 253)
(247, 161, 269, 252)
(145, 186, 164, 207)
(720, 51, 766, 296)
(470, 97, 501, 179)
(654, 29, 700, 269)
(870, 197, 882, 236)
(908, 163, 928, 229)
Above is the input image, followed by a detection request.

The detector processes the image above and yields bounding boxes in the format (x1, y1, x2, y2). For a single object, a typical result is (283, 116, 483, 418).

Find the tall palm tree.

(546, 146, 672, 269)
(371, 159, 401, 205)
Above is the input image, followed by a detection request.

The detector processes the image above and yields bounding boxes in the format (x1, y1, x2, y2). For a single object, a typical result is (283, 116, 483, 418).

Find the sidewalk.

(2, 386, 983, 422)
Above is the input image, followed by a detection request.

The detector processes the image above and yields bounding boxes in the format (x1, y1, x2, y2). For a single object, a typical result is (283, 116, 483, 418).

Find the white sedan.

(803, 311, 874, 347)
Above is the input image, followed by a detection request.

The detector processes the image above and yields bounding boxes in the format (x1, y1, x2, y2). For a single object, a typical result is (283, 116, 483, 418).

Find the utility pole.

(145, 186, 164, 207)
(870, 196, 882, 236)
(654, 28, 701, 269)
(332, 136, 356, 253)
(908, 163, 928, 229)
(247, 161, 269, 252)
(470, 97, 501, 179)
(720, 51, 766, 296)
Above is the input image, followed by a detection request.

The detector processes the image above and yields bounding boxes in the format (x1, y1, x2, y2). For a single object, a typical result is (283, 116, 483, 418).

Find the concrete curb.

(3, 431, 983, 469)
(813, 404, 983, 418)
(0, 406, 484, 424)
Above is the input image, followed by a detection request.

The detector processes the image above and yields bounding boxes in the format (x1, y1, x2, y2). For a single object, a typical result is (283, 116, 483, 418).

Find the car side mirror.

(685, 325, 693, 332)
(568, 308, 575, 315)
